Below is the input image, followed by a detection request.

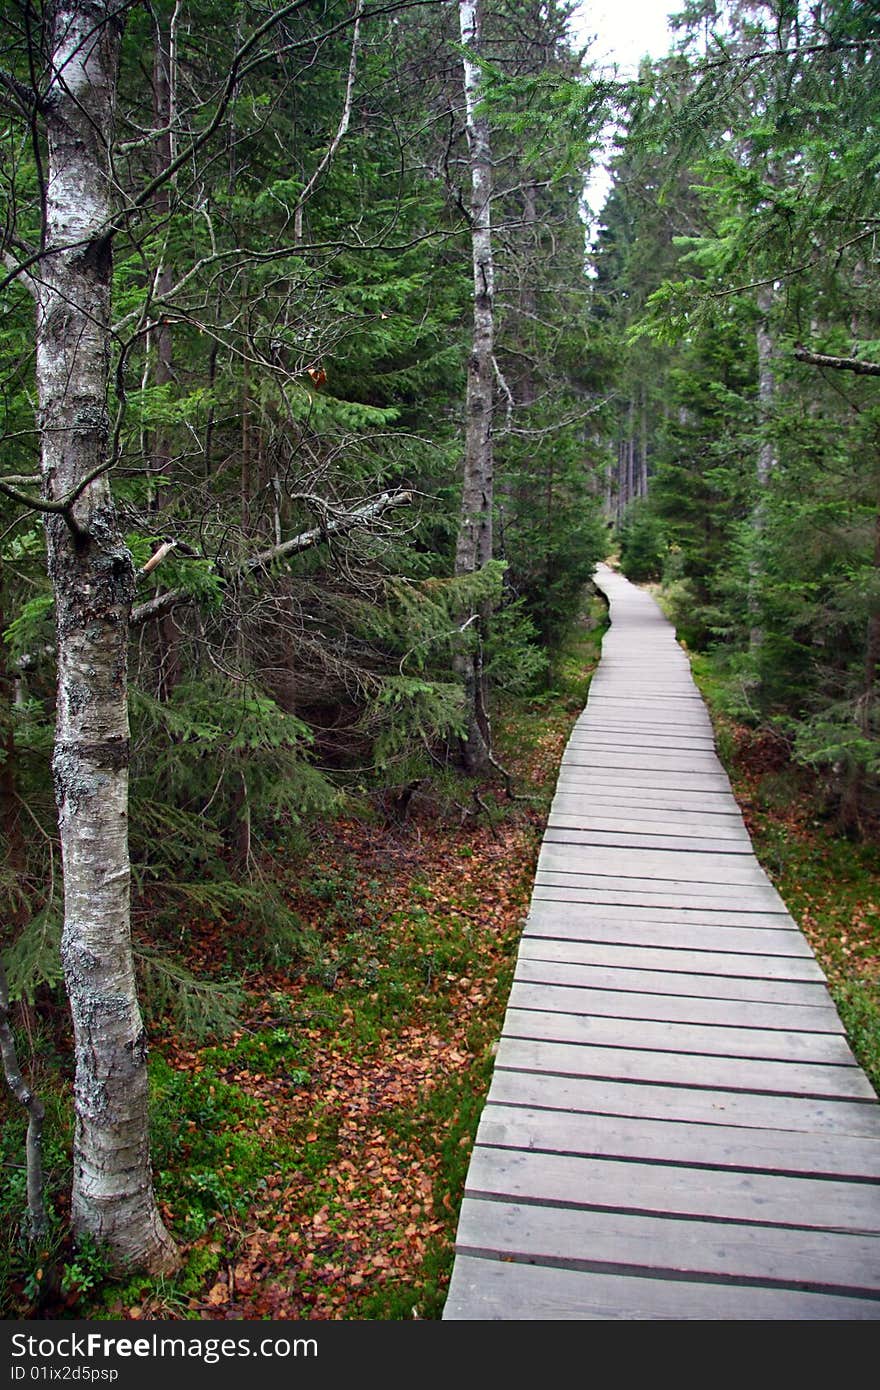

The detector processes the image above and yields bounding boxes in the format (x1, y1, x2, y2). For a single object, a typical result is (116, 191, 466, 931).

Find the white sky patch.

(571, 0, 676, 77)
(570, 1, 678, 230)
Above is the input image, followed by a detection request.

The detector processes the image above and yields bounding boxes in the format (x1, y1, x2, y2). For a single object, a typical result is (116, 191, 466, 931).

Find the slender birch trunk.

(36, 1, 176, 1272)
(151, 23, 181, 701)
(639, 387, 649, 498)
(749, 279, 778, 651)
(747, 5, 789, 655)
(0, 576, 23, 869)
(454, 0, 494, 772)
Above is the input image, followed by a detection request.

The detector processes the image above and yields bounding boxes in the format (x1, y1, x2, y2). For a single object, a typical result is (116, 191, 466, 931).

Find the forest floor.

(3, 589, 878, 1320)
(1, 605, 605, 1322)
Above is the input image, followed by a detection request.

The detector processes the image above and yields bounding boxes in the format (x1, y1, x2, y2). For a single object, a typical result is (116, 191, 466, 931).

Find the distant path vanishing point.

(443, 563, 880, 1320)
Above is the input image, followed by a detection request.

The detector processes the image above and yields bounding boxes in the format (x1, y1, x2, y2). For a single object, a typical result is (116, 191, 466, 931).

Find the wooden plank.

(464, 1146, 880, 1234)
(528, 895, 800, 928)
(548, 807, 749, 834)
(506, 978, 843, 1034)
(536, 845, 770, 884)
(587, 689, 707, 702)
(565, 727, 718, 744)
(502, 1004, 858, 1066)
(476, 1102, 880, 1180)
(524, 919, 811, 959)
(443, 1256, 880, 1320)
(517, 936, 826, 980)
(556, 767, 733, 790)
(453, 1199, 880, 1297)
(561, 752, 725, 773)
(514, 956, 835, 1006)
(532, 872, 784, 901)
(544, 828, 753, 854)
(531, 882, 790, 914)
(531, 883, 788, 916)
(551, 790, 745, 815)
(561, 751, 724, 772)
(487, 1066, 880, 1138)
(548, 803, 746, 823)
(566, 734, 719, 751)
(568, 711, 711, 722)
(493, 1035, 877, 1101)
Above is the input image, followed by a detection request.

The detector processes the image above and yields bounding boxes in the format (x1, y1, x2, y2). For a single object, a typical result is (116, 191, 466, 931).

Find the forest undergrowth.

(689, 655, 880, 1100)
(5, 583, 878, 1320)
(0, 605, 606, 1322)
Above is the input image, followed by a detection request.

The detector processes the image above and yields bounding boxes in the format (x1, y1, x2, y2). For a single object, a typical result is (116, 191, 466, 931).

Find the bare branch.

(0, 458, 116, 528)
(794, 344, 880, 378)
(131, 490, 413, 628)
(138, 541, 178, 577)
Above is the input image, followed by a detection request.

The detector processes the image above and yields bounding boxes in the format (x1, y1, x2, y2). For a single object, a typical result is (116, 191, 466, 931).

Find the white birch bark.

(455, 0, 495, 771)
(749, 269, 778, 653)
(755, 281, 778, 492)
(639, 387, 649, 498)
(36, 0, 176, 1272)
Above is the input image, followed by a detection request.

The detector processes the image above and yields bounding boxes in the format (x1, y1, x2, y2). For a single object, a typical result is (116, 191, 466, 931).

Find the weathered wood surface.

(444, 564, 880, 1320)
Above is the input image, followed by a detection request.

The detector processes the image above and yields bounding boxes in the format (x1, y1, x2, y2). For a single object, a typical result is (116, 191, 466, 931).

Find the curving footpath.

(443, 564, 880, 1320)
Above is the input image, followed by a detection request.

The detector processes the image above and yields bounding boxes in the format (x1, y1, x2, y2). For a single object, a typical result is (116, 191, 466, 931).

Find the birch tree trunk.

(454, 0, 494, 772)
(36, 0, 176, 1272)
(749, 278, 778, 652)
(150, 22, 182, 702)
(639, 387, 649, 498)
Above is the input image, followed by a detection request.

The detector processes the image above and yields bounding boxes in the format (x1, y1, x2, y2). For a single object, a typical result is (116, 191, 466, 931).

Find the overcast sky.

(570, 0, 676, 75)
(570, 1, 678, 225)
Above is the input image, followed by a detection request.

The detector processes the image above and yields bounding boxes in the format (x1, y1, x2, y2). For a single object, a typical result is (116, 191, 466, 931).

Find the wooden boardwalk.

(443, 564, 880, 1320)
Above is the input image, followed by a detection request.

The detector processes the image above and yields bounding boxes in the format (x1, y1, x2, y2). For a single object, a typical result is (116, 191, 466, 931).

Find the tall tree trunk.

(36, 0, 176, 1273)
(151, 22, 181, 701)
(639, 386, 649, 498)
(517, 181, 538, 407)
(454, 0, 494, 772)
(749, 279, 778, 651)
(747, 3, 790, 655)
(841, 494, 880, 831)
(0, 576, 23, 871)
(616, 436, 626, 524)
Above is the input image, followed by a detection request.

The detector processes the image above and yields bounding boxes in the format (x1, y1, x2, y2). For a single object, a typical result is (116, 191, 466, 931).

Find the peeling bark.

(36, 1, 176, 1273)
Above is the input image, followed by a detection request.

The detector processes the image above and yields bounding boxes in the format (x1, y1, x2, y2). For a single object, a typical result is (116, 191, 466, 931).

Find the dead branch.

(131, 489, 412, 628)
(794, 344, 880, 377)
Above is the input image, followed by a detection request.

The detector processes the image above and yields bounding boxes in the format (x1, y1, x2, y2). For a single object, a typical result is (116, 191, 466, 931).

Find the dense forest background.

(1, 0, 878, 1318)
